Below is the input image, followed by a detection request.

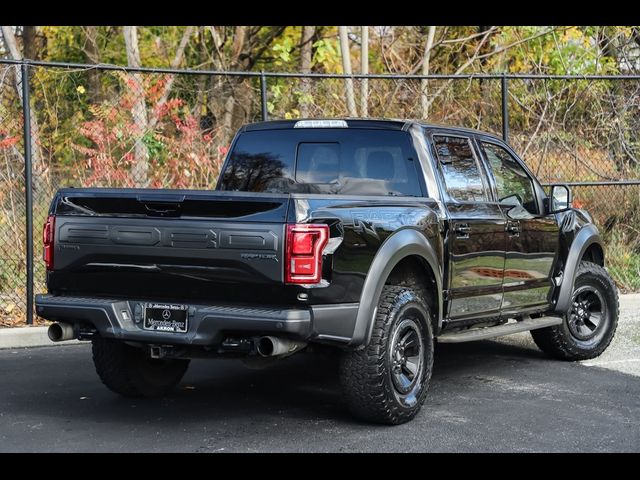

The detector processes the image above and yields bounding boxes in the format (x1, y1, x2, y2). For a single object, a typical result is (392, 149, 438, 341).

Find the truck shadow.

(5, 337, 560, 428)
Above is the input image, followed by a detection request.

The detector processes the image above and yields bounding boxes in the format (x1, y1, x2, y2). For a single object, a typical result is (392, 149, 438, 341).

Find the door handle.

(506, 221, 520, 236)
(454, 223, 471, 239)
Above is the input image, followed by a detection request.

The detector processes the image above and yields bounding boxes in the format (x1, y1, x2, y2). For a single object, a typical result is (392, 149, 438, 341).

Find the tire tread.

(531, 261, 618, 361)
(339, 285, 433, 425)
(92, 337, 189, 398)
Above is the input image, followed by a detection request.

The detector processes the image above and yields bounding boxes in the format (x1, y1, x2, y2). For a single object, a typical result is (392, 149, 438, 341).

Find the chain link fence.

(1, 59, 639, 325)
(0, 63, 27, 325)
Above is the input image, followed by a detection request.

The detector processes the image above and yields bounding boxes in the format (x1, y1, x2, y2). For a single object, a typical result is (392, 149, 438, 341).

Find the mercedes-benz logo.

(162, 309, 171, 320)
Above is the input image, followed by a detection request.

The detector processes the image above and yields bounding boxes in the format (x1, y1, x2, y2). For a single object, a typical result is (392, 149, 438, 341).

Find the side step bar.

(437, 316, 563, 343)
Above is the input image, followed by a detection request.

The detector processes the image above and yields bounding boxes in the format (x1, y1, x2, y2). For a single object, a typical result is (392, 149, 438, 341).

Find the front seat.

(366, 151, 395, 180)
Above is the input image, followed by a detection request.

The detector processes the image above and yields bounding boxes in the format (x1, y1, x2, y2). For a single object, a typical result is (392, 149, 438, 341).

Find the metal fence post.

(260, 72, 268, 121)
(501, 73, 509, 142)
(21, 62, 34, 325)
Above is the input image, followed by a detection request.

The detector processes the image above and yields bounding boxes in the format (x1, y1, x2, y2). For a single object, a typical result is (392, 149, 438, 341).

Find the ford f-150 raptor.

(36, 119, 618, 424)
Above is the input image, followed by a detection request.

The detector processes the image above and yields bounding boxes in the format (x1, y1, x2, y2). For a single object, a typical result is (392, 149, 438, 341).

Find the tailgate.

(47, 189, 290, 301)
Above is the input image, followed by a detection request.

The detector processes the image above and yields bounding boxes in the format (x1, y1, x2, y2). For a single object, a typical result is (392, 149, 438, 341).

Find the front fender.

(348, 228, 443, 348)
(554, 223, 602, 314)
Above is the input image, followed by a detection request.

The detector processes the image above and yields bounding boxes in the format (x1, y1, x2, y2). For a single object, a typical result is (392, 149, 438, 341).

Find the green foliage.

(312, 36, 341, 71)
(272, 31, 296, 66)
(40, 26, 86, 63)
(142, 131, 167, 164)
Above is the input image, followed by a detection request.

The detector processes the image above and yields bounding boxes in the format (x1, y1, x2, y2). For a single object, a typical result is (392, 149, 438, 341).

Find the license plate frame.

(143, 303, 189, 333)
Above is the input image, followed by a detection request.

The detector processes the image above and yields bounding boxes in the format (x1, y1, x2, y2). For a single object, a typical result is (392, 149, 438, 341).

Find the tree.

(221, 26, 247, 142)
(420, 26, 436, 119)
(122, 26, 195, 186)
(360, 26, 369, 117)
(1, 25, 47, 189)
(81, 26, 103, 103)
(22, 26, 37, 60)
(123, 25, 150, 186)
(298, 25, 315, 117)
(339, 26, 357, 116)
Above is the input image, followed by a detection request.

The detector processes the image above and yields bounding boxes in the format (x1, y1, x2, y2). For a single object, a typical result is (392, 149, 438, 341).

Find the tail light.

(43, 215, 55, 270)
(285, 224, 329, 284)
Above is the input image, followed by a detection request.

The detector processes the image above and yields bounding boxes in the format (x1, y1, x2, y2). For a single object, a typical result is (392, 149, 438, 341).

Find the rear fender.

(348, 228, 442, 348)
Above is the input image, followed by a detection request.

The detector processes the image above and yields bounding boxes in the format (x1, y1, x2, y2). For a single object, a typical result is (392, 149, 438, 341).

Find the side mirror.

(549, 184, 572, 213)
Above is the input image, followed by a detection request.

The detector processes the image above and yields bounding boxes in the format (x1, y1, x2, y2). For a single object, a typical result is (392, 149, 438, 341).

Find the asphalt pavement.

(0, 295, 638, 452)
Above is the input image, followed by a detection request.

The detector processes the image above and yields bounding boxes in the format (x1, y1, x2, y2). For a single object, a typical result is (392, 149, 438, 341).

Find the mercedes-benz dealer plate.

(143, 303, 188, 333)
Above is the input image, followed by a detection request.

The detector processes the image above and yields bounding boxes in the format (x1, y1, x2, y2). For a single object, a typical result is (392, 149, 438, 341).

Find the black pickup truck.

(36, 119, 618, 424)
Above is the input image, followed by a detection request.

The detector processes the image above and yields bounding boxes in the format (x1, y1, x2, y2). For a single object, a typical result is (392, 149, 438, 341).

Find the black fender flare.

(348, 228, 443, 348)
(554, 223, 603, 314)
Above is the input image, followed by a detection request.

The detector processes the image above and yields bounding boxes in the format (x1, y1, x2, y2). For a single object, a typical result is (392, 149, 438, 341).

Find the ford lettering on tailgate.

(57, 222, 279, 251)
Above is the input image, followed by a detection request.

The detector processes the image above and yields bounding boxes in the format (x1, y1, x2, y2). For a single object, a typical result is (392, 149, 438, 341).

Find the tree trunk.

(221, 26, 246, 143)
(123, 26, 150, 187)
(1, 25, 47, 190)
(420, 26, 436, 119)
(599, 28, 628, 172)
(83, 26, 103, 103)
(477, 26, 495, 120)
(206, 27, 226, 143)
(360, 26, 369, 117)
(230, 26, 247, 63)
(298, 25, 315, 117)
(339, 26, 357, 117)
(22, 26, 37, 60)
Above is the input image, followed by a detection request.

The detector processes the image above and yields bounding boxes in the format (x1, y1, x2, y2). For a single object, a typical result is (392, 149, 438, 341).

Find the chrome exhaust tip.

(47, 322, 76, 342)
(256, 336, 306, 357)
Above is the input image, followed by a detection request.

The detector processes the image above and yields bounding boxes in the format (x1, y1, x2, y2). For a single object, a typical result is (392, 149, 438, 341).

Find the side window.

(432, 135, 486, 202)
(481, 142, 539, 215)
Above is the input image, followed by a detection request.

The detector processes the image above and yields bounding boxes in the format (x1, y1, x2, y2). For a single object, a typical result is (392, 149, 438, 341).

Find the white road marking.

(582, 358, 640, 367)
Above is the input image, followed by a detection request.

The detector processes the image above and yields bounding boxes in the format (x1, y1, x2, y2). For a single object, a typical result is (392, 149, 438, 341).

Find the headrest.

(366, 151, 394, 180)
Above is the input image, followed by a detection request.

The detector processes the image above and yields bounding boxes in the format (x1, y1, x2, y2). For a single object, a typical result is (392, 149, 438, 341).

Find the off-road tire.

(531, 261, 618, 361)
(339, 285, 434, 425)
(92, 337, 190, 398)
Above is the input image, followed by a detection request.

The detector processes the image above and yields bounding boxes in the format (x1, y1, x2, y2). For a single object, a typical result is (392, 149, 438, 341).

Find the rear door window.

(218, 129, 423, 196)
(432, 135, 487, 202)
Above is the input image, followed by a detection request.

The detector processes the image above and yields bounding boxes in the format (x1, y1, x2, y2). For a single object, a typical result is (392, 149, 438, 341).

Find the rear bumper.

(35, 294, 359, 347)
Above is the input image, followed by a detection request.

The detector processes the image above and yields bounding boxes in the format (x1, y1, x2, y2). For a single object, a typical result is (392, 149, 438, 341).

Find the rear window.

(217, 129, 423, 196)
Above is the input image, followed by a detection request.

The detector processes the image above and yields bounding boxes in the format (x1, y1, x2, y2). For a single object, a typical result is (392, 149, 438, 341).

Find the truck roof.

(241, 118, 503, 141)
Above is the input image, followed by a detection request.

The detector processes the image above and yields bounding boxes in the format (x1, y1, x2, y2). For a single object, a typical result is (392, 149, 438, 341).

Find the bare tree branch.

(425, 27, 562, 111)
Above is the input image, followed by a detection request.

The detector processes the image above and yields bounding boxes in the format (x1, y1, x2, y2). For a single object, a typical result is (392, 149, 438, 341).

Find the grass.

(603, 229, 640, 292)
